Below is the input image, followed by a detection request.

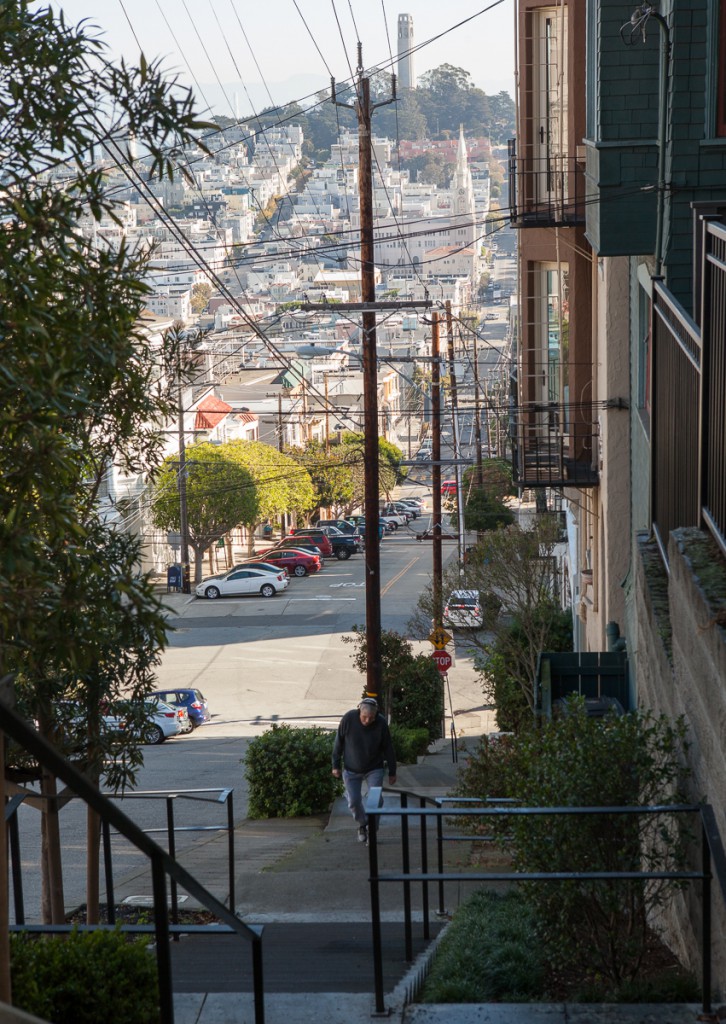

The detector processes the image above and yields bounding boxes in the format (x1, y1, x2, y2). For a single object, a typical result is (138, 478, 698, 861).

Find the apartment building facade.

(511, 0, 726, 991)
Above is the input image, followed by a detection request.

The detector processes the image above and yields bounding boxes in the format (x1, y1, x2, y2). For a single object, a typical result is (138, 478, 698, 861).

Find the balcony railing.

(511, 404, 599, 488)
(508, 138, 586, 228)
(652, 219, 726, 565)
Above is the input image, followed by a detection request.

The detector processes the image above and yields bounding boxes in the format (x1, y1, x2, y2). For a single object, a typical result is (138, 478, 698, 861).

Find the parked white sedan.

(195, 567, 289, 600)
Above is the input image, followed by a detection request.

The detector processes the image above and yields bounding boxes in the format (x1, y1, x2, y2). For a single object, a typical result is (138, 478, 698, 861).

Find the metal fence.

(701, 219, 726, 557)
(0, 702, 265, 1024)
(365, 786, 726, 1018)
(508, 137, 586, 228)
(651, 219, 726, 566)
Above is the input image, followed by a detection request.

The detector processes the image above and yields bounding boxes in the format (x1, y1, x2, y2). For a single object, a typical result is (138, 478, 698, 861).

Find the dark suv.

(291, 526, 359, 560)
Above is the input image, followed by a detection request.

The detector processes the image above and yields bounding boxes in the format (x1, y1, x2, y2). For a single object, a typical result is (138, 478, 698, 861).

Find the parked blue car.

(149, 688, 211, 730)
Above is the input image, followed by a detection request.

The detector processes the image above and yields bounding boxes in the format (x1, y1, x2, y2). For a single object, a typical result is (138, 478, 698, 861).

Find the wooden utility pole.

(324, 374, 330, 454)
(431, 312, 443, 627)
(177, 368, 191, 594)
(332, 49, 396, 704)
(445, 301, 465, 565)
(472, 331, 484, 487)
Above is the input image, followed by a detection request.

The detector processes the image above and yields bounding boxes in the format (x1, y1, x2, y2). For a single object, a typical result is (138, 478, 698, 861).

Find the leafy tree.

(401, 152, 455, 188)
(343, 627, 443, 738)
(499, 699, 693, 987)
(151, 442, 257, 582)
(0, 0, 210, 943)
(226, 439, 316, 542)
(285, 440, 355, 515)
(339, 432, 404, 504)
(190, 281, 212, 312)
(479, 605, 572, 732)
(409, 517, 568, 719)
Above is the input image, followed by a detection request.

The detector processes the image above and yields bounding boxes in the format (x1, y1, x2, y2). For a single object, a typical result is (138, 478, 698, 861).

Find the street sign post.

(431, 649, 452, 674)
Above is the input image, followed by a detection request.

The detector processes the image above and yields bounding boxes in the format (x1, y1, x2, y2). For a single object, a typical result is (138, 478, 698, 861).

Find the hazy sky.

(48, 1, 515, 119)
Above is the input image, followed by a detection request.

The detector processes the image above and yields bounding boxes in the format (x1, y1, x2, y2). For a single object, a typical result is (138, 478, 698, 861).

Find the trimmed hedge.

(390, 723, 430, 765)
(11, 929, 159, 1024)
(244, 723, 343, 818)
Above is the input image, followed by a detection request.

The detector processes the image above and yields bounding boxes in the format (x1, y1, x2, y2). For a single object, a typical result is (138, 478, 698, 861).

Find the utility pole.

(324, 374, 330, 455)
(431, 311, 443, 627)
(472, 331, 484, 487)
(445, 301, 466, 566)
(332, 48, 397, 705)
(177, 365, 191, 594)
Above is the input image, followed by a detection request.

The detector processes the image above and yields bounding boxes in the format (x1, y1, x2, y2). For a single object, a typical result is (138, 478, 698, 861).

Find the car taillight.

(277, 574, 284, 581)
(163, 712, 175, 718)
(191, 702, 202, 709)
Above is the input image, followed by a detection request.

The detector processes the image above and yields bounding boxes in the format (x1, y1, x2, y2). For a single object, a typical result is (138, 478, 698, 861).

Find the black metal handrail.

(0, 700, 265, 1024)
(6, 787, 236, 933)
(365, 787, 726, 1017)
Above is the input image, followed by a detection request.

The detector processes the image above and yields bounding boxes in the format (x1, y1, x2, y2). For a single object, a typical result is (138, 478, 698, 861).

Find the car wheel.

(188, 718, 198, 731)
(336, 549, 351, 560)
(205, 585, 220, 600)
(293, 564, 307, 577)
(390, 522, 398, 531)
(260, 583, 275, 597)
(149, 724, 165, 745)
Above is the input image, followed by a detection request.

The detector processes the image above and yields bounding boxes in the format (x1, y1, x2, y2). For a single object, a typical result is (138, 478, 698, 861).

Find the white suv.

(443, 590, 483, 630)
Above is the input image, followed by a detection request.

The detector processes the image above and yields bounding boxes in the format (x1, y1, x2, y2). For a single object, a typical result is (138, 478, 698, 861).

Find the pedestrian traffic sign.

(431, 650, 452, 673)
(428, 626, 452, 650)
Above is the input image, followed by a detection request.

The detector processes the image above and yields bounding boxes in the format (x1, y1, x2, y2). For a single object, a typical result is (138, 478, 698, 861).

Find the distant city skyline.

(49, 1, 515, 120)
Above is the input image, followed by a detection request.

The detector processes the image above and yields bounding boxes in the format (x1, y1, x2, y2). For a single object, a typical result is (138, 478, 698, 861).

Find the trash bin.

(262, 523, 273, 540)
(167, 564, 182, 592)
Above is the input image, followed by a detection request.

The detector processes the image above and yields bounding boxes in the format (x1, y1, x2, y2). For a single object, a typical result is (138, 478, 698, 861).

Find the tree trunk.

(40, 769, 65, 923)
(86, 804, 101, 924)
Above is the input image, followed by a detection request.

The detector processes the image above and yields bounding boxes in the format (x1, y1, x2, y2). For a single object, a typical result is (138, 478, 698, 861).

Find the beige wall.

(635, 529, 726, 996)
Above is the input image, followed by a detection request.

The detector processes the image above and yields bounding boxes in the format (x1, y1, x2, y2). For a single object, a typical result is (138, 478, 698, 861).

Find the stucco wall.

(633, 528, 726, 996)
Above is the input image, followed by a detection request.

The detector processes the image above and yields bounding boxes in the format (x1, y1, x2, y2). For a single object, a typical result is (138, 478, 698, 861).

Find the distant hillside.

(229, 64, 515, 163)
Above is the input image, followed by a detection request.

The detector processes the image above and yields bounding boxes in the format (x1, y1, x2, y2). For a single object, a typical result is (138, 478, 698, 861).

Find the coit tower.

(397, 14, 415, 90)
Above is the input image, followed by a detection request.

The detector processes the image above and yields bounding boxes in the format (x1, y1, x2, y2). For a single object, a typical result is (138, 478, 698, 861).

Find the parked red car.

(281, 530, 334, 557)
(254, 548, 322, 577)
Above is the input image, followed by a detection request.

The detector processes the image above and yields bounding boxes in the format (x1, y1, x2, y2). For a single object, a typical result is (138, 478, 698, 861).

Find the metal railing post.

(419, 796, 430, 940)
(8, 807, 24, 925)
(102, 819, 115, 925)
(252, 933, 265, 1024)
(436, 805, 445, 914)
(227, 789, 235, 911)
(367, 801, 386, 1014)
(401, 792, 412, 961)
(151, 854, 174, 1024)
(166, 796, 178, 933)
(702, 819, 712, 1015)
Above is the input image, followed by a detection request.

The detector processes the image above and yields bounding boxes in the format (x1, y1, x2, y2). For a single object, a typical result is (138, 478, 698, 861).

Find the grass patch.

(420, 890, 545, 1003)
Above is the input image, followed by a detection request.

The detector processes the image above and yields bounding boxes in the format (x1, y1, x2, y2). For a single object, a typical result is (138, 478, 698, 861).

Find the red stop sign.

(431, 649, 452, 673)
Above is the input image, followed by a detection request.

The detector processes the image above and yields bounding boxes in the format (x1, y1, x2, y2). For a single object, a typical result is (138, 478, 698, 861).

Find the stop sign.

(431, 649, 452, 673)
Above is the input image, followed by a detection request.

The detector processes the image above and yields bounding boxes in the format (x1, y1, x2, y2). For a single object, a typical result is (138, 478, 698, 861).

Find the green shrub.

(11, 929, 159, 1024)
(421, 890, 545, 1002)
(453, 732, 517, 835)
(343, 627, 444, 739)
(244, 724, 343, 818)
(390, 723, 430, 765)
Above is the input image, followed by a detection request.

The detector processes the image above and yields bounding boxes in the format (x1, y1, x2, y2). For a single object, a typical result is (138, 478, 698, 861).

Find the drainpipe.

(650, 10, 671, 278)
